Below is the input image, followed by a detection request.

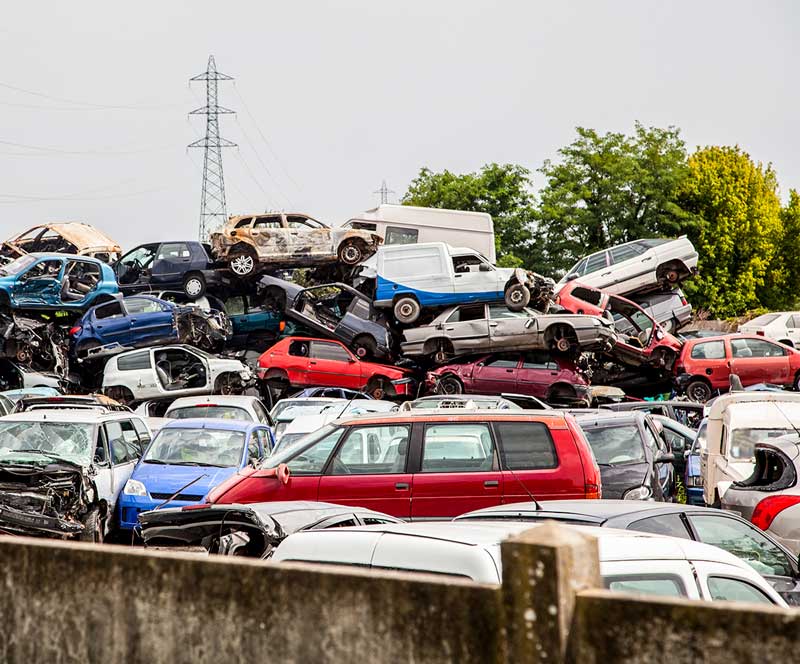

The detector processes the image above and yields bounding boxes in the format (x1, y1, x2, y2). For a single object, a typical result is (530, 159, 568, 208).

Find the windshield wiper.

(143, 459, 169, 464)
(171, 461, 225, 467)
(13, 449, 68, 460)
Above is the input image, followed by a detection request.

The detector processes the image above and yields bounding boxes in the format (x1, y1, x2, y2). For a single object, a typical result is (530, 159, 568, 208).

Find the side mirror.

(565, 272, 579, 282)
(656, 453, 676, 464)
(478, 264, 491, 272)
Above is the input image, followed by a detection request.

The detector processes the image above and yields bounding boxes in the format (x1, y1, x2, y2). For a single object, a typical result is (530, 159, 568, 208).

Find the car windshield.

(264, 424, 338, 467)
(747, 314, 780, 326)
(271, 399, 334, 419)
(0, 420, 94, 466)
(0, 254, 38, 276)
(728, 428, 795, 461)
(167, 405, 252, 421)
(143, 428, 245, 467)
(582, 424, 646, 465)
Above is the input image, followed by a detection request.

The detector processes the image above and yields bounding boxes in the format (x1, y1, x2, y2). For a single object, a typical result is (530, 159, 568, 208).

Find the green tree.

(402, 163, 539, 269)
(679, 146, 783, 317)
(536, 123, 690, 274)
(771, 189, 800, 311)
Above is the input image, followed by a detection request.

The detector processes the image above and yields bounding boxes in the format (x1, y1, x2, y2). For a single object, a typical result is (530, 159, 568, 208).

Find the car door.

(91, 300, 132, 344)
(62, 259, 102, 307)
(124, 297, 175, 342)
(606, 242, 650, 292)
(730, 337, 790, 386)
(574, 251, 610, 289)
(440, 304, 490, 354)
(104, 419, 141, 508)
(253, 427, 274, 456)
(693, 561, 783, 605)
(787, 315, 800, 347)
(250, 215, 283, 258)
(307, 340, 361, 389)
(450, 254, 504, 300)
(151, 243, 192, 287)
(13, 258, 64, 306)
(410, 421, 503, 518)
(91, 425, 114, 504)
(317, 423, 412, 518)
(286, 215, 333, 259)
(515, 351, 558, 398)
(283, 339, 313, 386)
(471, 354, 521, 394)
(642, 418, 672, 497)
(487, 304, 537, 350)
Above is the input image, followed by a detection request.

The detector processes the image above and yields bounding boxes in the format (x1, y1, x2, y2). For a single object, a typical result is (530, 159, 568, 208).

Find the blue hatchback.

(0, 253, 118, 311)
(118, 418, 274, 531)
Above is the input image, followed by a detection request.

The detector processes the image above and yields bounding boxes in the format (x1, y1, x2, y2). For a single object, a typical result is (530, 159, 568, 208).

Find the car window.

(706, 576, 774, 604)
(255, 429, 272, 454)
(20, 259, 62, 281)
(421, 423, 495, 473)
(690, 340, 726, 360)
(447, 304, 485, 323)
(628, 514, 691, 539)
(311, 341, 352, 362)
(125, 298, 164, 315)
(609, 243, 646, 263)
(788, 315, 800, 329)
(488, 305, 530, 320)
(583, 251, 609, 275)
(688, 515, 793, 577)
(451, 255, 487, 273)
(287, 215, 323, 229)
(385, 226, 418, 244)
(605, 575, 686, 598)
(117, 351, 152, 371)
(571, 286, 603, 307)
(349, 297, 371, 320)
(132, 418, 151, 445)
(521, 351, 557, 370)
(234, 217, 253, 229)
(157, 243, 190, 261)
(247, 431, 261, 461)
(641, 422, 663, 456)
(105, 421, 137, 464)
(495, 421, 557, 470)
(224, 296, 246, 316)
(582, 425, 646, 465)
(482, 355, 519, 369)
(251, 400, 271, 425)
(282, 428, 343, 475)
(253, 215, 282, 228)
(95, 301, 124, 320)
(328, 425, 410, 475)
(731, 338, 787, 358)
(748, 313, 780, 326)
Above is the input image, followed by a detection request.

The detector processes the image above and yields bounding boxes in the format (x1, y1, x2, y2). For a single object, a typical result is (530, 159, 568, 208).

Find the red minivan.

(675, 333, 800, 402)
(206, 411, 602, 519)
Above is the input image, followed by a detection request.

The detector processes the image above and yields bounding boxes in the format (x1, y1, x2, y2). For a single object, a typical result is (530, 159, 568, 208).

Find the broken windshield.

(0, 420, 95, 466)
(143, 428, 245, 467)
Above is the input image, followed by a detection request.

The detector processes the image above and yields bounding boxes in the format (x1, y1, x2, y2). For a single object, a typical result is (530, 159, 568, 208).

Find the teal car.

(0, 253, 118, 311)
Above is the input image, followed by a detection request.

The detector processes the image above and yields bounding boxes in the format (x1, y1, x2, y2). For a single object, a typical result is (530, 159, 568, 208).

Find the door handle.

(454, 274, 463, 278)
(445, 327, 455, 331)
(641, 257, 653, 261)
(488, 322, 498, 327)
(310, 361, 317, 365)
(129, 318, 137, 322)
(505, 369, 514, 373)
(395, 482, 409, 490)
(484, 480, 499, 488)
(601, 271, 612, 276)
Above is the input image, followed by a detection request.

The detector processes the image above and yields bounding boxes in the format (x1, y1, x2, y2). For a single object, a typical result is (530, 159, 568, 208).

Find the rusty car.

(0, 222, 121, 264)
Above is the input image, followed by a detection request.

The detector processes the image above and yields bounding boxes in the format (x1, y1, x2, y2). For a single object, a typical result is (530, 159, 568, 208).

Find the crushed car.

(0, 222, 121, 264)
(71, 294, 232, 359)
(0, 311, 69, 377)
(211, 212, 383, 277)
(261, 275, 395, 360)
(400, 302, 615, 362)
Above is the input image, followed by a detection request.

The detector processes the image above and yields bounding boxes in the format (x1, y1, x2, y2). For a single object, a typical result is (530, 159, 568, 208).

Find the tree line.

(402, 123, 800, 318)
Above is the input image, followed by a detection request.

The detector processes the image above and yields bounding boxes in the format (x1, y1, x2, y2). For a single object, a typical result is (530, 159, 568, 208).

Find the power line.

(234, 116, 293, 208)
(0, 80, 182, 111)
(233, 150, 276, 210)
(0, 138, 173, 156)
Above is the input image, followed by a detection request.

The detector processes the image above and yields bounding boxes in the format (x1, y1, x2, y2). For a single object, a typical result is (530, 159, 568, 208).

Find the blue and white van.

(371, 243, 550, 324)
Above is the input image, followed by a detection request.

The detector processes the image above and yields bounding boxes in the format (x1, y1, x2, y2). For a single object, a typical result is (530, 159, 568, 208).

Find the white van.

(701, 392, 800, 506)
(371, 242, 550, 324)
(344, 204, 496, 263)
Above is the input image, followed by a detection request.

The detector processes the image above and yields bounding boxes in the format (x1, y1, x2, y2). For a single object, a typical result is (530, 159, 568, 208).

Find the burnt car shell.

(0, 456, 95, 538)
(1, 222, 121, 264)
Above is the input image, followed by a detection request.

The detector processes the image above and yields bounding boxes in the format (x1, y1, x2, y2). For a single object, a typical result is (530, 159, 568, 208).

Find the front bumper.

(118, 494, 205, 531)
(0, 502, 85, 538)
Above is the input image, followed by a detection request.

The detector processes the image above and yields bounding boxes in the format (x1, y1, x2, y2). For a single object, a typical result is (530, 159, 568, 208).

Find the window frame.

(419, 422, 499, 474)
(492, 421, 559, 471)
(324, 424, 412, 476)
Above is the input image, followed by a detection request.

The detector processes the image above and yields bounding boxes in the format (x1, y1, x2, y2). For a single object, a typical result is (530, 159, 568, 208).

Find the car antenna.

(499, 450, 542, 510)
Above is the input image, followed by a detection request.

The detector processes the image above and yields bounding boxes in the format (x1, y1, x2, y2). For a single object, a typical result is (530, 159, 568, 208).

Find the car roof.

(604, 400, 701, 411)
(333, 409, 573, 429)
(721, 400, 800, 428)
(166, 395, 260, 408)
(159, 418, 258, 432)
(24, 252, 104, 264)
(572, 411, 642, 426)
(0, 410, 137, 424)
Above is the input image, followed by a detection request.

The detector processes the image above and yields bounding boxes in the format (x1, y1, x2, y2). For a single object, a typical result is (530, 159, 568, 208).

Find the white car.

(102, 344, 254, 405)
(271, 521, 786, 606)
(738, 312, 800, 348)
(0, 409, 151, 540)
(164, 395, 273, 426)
(556, 236, 698, 297)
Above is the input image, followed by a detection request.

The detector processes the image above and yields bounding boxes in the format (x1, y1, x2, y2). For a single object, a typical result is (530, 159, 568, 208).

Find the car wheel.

(105, 386, 134, 406)
(686, 379, 712, 403)
(504, 283, 531, 311)
(366, 377, 395, 400)
(183, 273, 206, 299)
(353, 336, 378, 360)
(793, 372, 800, 391)
(665, 269, 680, 283)
(338, 240, 364, 265)
(229, 249, 257, 277)
(214, 373, 239, 395)
(435, 375, 463, 395)
(547, 324, 578, 355)
(78, 508, 103, 543)
(394, 297, 421, 325)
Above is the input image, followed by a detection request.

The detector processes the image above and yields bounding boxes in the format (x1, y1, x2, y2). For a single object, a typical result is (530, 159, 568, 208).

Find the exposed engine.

(0, 313, 69, 378)
(176, 308, 233, 352)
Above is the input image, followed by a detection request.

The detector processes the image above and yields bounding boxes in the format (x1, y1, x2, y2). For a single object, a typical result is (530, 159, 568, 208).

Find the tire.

(793, 371, 800, 392)
(183, 273, 206, 299)
(435, 375, 463, 395)
(338, 240, 365, 266)
(504, 283, 531, 311)
(546, 325, 578, 355)
(214, 373, 240, 395)
(353, 336, 378, 360)
(685, 379, 712, 403)
(394, 297, 421, 325)
(547, 384, 578, 406)
(79, 508, 103, 543)
(105, 386, 134, 406)
(366, 376, 394, 400)
(228, 246, 258, 277)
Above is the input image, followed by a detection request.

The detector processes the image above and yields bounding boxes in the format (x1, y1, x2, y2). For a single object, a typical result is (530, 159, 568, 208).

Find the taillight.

(584, 482, 602, 500)
(756, 330, 765, 336)
(680, 296, 688, 306)
(69, 326, 81, 336)
(751, 495, 800, 531)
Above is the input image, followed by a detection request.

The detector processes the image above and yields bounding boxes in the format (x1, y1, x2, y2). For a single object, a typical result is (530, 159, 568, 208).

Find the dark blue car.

(118, 418, 274, 531)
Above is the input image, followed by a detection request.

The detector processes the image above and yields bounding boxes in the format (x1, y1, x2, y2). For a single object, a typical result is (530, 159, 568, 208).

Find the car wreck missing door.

(0, 222, 122, 265)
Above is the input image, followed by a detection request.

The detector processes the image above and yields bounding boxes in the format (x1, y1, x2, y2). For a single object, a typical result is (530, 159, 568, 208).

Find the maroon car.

(425, 351, 590, 406)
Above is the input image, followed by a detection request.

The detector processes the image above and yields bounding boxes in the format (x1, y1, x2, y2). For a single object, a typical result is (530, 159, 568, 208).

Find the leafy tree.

(536, 123, 690, 274)
(678, 146, 783, 317)
(776, 190, 800, 310)
(402, 163, 539, 268)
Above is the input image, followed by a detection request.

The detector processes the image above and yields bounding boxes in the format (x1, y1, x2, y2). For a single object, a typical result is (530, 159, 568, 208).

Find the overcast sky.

(1, 1, 797, 250)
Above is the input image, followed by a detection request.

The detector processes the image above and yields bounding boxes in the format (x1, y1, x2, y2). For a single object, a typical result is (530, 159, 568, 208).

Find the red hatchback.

(257, 336, 415, 399)
(425, 351, 590, 406)
(675, 334, 800, 402)
(206, 411, 602, 519)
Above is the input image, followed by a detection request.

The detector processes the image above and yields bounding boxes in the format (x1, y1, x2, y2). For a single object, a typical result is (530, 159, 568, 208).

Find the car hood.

(133, 462, 240, 498)
(597, 462, 650, 499)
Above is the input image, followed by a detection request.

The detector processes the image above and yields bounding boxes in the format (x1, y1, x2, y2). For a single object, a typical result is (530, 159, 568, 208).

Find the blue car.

(118, 418, 275, 531)
(0, 253, 118, 311)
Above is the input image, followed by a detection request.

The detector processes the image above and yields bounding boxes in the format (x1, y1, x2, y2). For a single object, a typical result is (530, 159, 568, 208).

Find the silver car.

(723, 437, 800, 556)
(400, 302, 616, 362)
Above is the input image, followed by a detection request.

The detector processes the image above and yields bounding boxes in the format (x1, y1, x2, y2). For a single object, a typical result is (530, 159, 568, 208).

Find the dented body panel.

(1, 222, 121, 264)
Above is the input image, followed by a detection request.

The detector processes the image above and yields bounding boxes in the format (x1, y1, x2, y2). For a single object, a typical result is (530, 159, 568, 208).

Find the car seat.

(391, 438, 408, 472)
(156, 360, 173, 388)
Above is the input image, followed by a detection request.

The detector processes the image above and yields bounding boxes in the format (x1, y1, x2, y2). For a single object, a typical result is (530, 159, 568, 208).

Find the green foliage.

(402, 163, 540, 269)
(679, 146, 783, 317)
(536, 123, 691, 274)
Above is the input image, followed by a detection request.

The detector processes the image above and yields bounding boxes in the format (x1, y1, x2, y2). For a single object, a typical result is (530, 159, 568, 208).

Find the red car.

(556, 282, 682, 369)
(257, 336, 415, 399)
(675, 334, 800, 402)
(425, 351, 590, 406)
(206, 410, 602, 518)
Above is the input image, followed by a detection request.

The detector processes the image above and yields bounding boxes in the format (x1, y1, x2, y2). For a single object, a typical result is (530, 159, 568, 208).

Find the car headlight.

(686, 475, 704, 488)
(623, 485, 653, 501)
(123, 479, 148, 497)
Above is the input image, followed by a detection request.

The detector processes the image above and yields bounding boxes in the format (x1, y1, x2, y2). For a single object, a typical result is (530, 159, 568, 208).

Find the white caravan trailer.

(343, 204, 496, 262)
